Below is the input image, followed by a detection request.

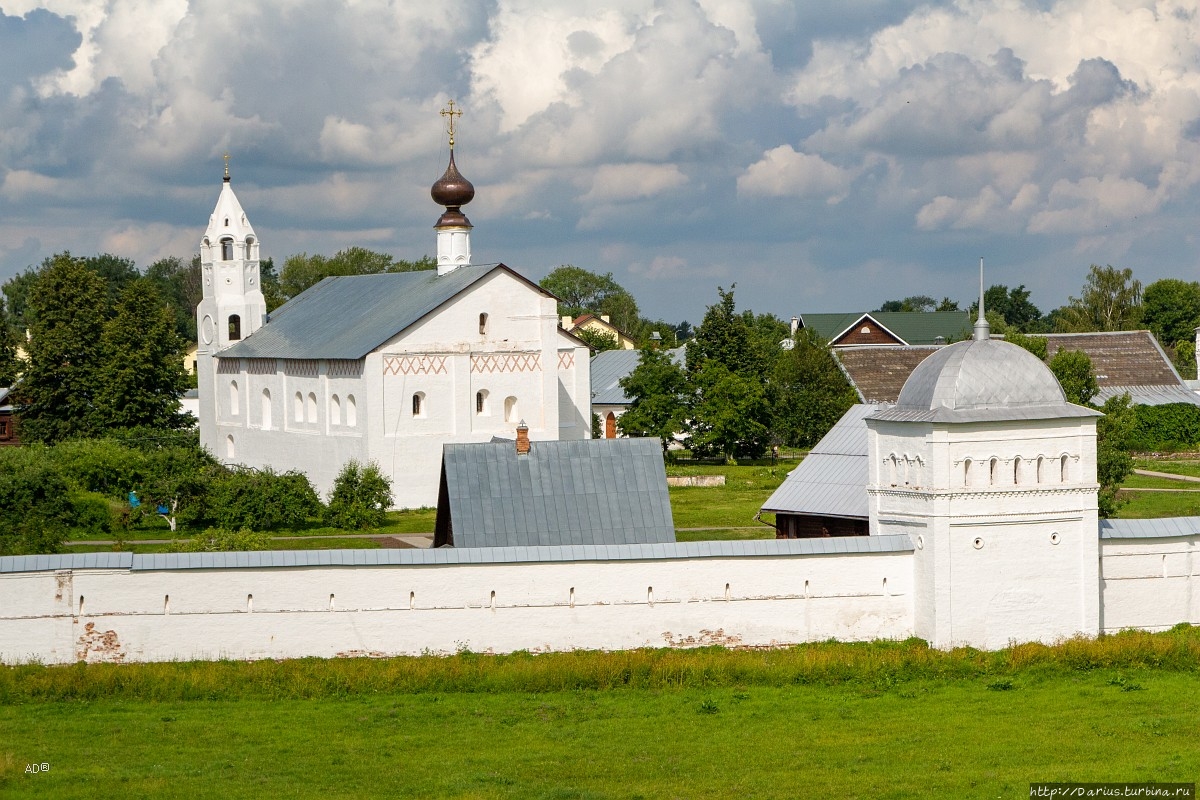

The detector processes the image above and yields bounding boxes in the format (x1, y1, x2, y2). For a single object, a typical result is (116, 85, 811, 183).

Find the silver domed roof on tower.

(870, 338, 1101, 423)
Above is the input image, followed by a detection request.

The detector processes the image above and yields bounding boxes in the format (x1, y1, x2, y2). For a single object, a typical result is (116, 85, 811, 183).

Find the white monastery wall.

(1100, 536, 1200, 633)
(0, 551, 913, 665)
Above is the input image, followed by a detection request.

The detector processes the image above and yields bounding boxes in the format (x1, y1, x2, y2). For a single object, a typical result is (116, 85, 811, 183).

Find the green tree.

(145, 255, 204, 341)
(773, 329, 859, 448)
(325, 460, 393, 530)
(1057, 265, 1142, 332)
(0, 446, 77, 554)
(1048, 349, 1099, 406)
(617, 348, 689, 453)
(686, 286, 764, 378)
(279, 248, 434, 301)
(210, 467, 322, 531)
(574, 327, 620, 352)
(96, 279, 190, 431)
(539, 265, 641, 333)
(1141, 278, 1200, 349)
(1004, 331, 1049, 361)
(687, 362, 770, 461)
(15, 254, 108, 442)
(1096, 394, 1135, 517)
(2, 267, 39, 330)
(1172, 340, 1196, 381)
(0, 296, 20, 386)
(970, 285, 1041, 331)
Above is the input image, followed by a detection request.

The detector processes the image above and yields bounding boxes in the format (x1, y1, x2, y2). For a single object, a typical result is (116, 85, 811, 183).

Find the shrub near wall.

(1127, 403, 1200, 452)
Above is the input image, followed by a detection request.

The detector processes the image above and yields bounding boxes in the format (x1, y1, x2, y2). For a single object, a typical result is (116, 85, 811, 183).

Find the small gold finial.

(223, 152, 231, 180)
(440, 100, 462, 149)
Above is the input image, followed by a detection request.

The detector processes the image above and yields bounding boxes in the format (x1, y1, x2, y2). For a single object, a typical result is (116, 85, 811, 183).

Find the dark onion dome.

(431, 151, 474, 228)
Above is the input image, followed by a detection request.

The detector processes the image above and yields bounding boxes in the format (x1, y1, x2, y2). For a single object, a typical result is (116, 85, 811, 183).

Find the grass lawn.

(3, 634, 1199, 798)
(667, 461, 795, 532)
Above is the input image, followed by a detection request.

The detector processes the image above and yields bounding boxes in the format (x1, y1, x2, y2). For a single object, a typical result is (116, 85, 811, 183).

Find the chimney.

(790, 316, 799, 335)
(515, 420, 530, 455)
(600, 314, 610, 324)
(561, 315, 573, 329)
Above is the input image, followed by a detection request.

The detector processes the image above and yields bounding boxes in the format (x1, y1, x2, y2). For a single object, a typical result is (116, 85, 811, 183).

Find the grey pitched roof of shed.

(438, 438, 676, 548)
(761, 404, 877, 518)
(590, 347, 685, 405)
(220, 263, 532, 360)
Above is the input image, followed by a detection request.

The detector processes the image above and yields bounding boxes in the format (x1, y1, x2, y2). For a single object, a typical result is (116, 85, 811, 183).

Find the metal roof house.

(798, 311, 971, 348)
(761, 404, 877, 538)
(434, 434, 676, 548)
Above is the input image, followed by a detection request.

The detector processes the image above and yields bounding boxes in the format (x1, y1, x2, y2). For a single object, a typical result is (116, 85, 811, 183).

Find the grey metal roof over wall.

(1100, 517, 1200, 539)
(220, 264, 518, 360)
(0, 535, 915, 574)
(439, 438, 676, 547)
(761, 404, 876, 517)
(1097, 385, 1200, 407)
(590, 347, 685, 405)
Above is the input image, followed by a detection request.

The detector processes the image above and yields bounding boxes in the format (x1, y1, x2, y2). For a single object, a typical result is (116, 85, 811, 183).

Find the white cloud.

(737, 146, 851, 201)
(581, 163, 687, 203)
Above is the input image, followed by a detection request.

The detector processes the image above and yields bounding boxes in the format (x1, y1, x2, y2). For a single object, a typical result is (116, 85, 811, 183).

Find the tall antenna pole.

(973, 256, 990, 342)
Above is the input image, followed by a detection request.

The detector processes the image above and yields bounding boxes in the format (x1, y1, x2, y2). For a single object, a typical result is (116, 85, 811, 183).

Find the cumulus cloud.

(3, 0, 1200, 322)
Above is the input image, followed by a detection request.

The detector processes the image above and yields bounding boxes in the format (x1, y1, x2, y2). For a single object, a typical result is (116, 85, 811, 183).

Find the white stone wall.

(0, 552, 913, 665)
(1100, 536, 1200, 633)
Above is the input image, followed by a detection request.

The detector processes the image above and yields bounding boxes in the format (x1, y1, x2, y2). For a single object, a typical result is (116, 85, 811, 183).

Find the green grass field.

(3, 631, 1199, 798)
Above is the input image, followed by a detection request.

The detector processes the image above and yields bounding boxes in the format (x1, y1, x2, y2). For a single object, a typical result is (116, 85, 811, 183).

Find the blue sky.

(2, 0, 1199, 325)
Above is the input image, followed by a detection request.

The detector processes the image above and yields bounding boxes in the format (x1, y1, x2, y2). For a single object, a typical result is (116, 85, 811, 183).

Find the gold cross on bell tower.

(223, 152, 231, 180)
(440, 100, 462, 150)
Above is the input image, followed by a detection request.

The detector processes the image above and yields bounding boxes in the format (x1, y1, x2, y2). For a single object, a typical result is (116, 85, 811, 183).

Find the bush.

(171, 527, 270, 552)
(0, 447, 76, 554)
(52, 438, 148, 496)
(210, 467, 322, 531)
(1126, 403, 1200, 452)
(325, 460, 393, 530)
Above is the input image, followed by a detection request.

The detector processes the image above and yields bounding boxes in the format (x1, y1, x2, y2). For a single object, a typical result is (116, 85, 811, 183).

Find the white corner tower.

(865, 261, 1102, 649)
(196, 157, 267, 452)
(432, 100, 474, 276)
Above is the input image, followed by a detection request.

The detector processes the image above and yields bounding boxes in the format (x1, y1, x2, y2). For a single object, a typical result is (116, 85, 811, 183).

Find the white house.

(196, 153, 591, 508)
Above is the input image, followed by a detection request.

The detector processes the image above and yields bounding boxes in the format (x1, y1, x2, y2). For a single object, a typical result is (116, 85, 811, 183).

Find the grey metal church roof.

(438, 438, 676, 548)
(870, 338, 1100, 423)
(761, 404, 877, 518)
(220, 264, 530, 360)
(1100, 516, 1200, 539)
(590, 347, 685, 405)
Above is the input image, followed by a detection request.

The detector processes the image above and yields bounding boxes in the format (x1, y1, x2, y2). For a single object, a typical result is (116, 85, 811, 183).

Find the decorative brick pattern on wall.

(558, 351, 575, 370)
(247, 358, 276, 375)
(284, 359, 319, 378)
(327, 359, 363, 379)
(472, 353, 542, 374)
(216, 358, 240, 375)
(383, 355, 449, 376)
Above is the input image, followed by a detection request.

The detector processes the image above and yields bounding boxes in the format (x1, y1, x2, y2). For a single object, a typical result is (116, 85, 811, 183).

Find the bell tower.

(196, 156, 267, 453)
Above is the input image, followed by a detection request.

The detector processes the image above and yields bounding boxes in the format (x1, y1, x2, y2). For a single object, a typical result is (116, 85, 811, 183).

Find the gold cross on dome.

(440, 100, 462, 149)
(223, 152, 230, 179)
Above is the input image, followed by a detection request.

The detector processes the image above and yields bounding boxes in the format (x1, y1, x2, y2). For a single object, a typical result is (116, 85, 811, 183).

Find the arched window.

(261, 389, 272, 430)
(226, 435, 235, 459)
(1013, 456, 1022, 485)
(346, 395, 357, 427)
(888, 455, 899, 486)
(230, 381, 239, 415)
(245, 236, 255, 257)
(479, 312, 489, 334)
(963, 458, 971, 487)
(1036, 456, 1044, 484)
(294, 392, 304, 422)
(504, 396, 518, 423)
(1060, 455, 1069, 483)
(412, 392, 424, 417)
(330, 394, 341, 425)
(605, 412, 617, 439)
(903, 456, 912, 486)
(989, 458, 999, 485)
(228, 314, 241, 341)
(221, 237, 233, 260)
(307, 392, 317, 423)
(476, 390, 488, 415)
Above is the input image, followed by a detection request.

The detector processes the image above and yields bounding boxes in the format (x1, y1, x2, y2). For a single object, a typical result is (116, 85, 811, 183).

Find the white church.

(195, 147, 591, 508)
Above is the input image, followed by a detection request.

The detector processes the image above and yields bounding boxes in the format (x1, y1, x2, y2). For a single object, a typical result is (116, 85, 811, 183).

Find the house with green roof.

(798, 311, 971, 348)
